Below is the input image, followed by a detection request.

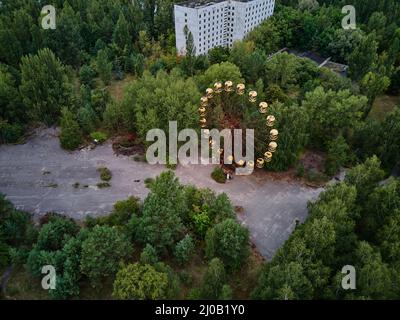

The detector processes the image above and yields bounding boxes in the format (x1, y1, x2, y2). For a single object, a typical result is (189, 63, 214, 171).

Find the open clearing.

(0, 129, 325, 260)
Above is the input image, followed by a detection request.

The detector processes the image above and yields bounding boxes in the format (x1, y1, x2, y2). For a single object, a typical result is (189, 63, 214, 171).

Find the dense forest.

(0, 0, 400, 299)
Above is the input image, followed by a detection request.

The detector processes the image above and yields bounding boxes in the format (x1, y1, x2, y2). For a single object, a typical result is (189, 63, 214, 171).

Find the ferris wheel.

(198, 81, 279, 170)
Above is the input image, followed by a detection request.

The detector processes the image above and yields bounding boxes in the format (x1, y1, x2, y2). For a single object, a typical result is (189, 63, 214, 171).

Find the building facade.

(174, 0, 275, 56)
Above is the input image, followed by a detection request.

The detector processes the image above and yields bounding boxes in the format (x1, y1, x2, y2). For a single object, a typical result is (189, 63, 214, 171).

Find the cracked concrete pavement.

(0, 128, 325, 260)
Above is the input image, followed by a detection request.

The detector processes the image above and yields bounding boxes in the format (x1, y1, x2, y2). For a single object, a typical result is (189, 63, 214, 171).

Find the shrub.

(205, 219, 249, 271)
(0, 239, 10, 268)
(166, 157, 177, 170)
(59, 108, 82, 150)
(79, 64, 96, 88)
(36, 216, 79, 251)
(80, 225, 132, 286)
(296, 162, 305, 178)
(140, 244, 158, 265)
(113, 263, 168, 299)
(306, 169, 330, 185)
(0, 121, 24, 144)
(201, 258, 226, 299)
(219, 284, 233, 300)
(97, 182, 111, 188)
(211, 167, 226, 184)
(325, 135, 350, 176)
(90, 131, 108, 144)
(174, 234, 195, 265)
(144, 177, 154, 188)
(98, 167, 112, 181)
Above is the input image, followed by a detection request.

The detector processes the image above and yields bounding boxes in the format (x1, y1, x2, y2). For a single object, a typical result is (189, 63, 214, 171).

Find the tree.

(208, 46, 230, 64)
(43, 3, 82, 67)
(113, 263, 168, 300)
(140, 244, 158, 265)
(205, 219, 249, 271)
(265, 52, 300, 89)
(252, 102, 309, 171)
(96, 49, 112, 85)
(181, 25, 196, 76)
(80, 225, 132, 286)
(348, 34, 378, 81)
(59, 107, 82, 150)
(345, 156, 385, 205)
(355, 241, 395, 299)
(0, 66, 25, 124)
(208, 193, 235, 223)
(195, 62, 244, 92)
(19, 48, 72, 126)
(302, 86, 367, 147)
(360, 72, 391, 118)
(77, 105, 97, 135)
(324, 135, 350, 176)
(201, 258, 227, 299)
(136, 171, 185, 253)
(35, 216, 79, 252)
(252, 262, 313, 299)
(79, 65, 96, 89)
(113, 13, 131, 53)
(247, 20, 282, 55)
(122, 70, 200, 137)
(174, 234, 195, 265)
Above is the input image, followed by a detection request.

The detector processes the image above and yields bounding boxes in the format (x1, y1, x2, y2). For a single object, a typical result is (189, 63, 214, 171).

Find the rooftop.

(176, 0, 254, 9)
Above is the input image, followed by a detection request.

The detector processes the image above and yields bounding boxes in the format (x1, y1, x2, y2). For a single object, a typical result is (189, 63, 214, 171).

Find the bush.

(219, 284, 233, 300)
(86, 197, 140, 227)
(325, 135, 350, 176)
(80, 225, 132, 286)
(306, 169, 330, 185)
(174, 235, 195, 265)
(98, 167, 112, 181)
(79, 65, 96, 88)
(0, 121, 24, 144)
(211, 167, 226, 184)
(90, 131, 108, 144)
(97, 182, 111, 188)
(36, 216, 79, 251)
(201, 258, 226, 299)
(144, 177, 154, 188)
(205, 219, 249, 272)
(113, 263, 168, 299)
(60, 108, 82, 150)
(296, 162, 305, 178)
(140, 244, 158, 265)
(0, 239, 10, 268)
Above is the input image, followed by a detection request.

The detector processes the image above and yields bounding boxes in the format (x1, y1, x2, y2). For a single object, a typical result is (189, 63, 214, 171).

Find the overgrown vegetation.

(1, 172, 257, 299)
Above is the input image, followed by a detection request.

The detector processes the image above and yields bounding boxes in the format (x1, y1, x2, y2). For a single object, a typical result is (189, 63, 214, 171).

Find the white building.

(174, 0, 275, 56)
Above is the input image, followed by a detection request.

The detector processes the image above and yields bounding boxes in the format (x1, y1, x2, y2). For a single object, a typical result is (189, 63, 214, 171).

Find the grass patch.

(144, 177, 154, 188)
(97, 182, 111, 188)
(133, 154, 146, 162)
(5, 267, 49, 300)
(305, 169, 330, 186)
(369, 94, 400, 122)
(107, 74, 134, 103)
(90, 131, 108, 144)
(44, 183, 58, 188)
(98, 167, 112, 181)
